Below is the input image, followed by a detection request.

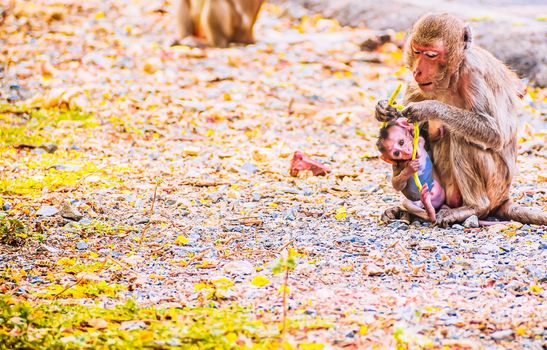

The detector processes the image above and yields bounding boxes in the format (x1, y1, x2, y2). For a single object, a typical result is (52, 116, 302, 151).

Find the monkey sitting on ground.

(377, 118, 445, 222)
(375, 13, 547, 226)
(175, 0, 264, 48)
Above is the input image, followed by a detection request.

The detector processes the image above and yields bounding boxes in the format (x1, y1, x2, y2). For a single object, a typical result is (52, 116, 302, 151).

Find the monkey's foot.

(171, 37, 207, 48)
(436, 208, 467, 228)
(381, 206, 410, 224)
(496, 200, 547, 225)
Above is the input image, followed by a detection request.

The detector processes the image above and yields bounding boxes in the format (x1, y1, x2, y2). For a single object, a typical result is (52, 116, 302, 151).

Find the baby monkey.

(377, 118, 445, 222)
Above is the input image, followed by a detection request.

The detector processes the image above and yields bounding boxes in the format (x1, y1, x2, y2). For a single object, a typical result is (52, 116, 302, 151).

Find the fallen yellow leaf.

(251, 275, 270, 287)
(174, 235, 189, 245)
(335, 206, 347, 220)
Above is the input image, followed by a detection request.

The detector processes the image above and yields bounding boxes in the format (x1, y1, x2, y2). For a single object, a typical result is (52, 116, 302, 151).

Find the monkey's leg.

(175, 0, 193, 42)
(202, 0, 233, 47)
(495, 200, 547, 225)
(233, 0, 264, 44)
(419, 184, 436, 222)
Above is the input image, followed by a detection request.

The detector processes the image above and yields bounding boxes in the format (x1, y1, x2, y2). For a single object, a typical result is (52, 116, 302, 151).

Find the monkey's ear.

(463, 25, 472, 49)
(380, 154, 395, 165)
(395, 118, 412, 130)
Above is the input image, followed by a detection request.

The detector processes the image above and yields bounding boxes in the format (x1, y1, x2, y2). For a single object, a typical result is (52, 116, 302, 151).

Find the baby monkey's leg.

(402, 199, 430, 222)
(420, 183, 436, 222)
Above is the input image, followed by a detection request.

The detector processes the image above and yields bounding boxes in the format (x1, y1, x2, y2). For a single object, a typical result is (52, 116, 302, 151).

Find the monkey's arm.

(392, 166, 408, 192)
(403, 101, 505, 151)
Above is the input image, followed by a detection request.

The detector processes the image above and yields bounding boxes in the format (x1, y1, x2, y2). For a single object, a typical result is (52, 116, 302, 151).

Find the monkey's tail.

(496, 200, 547, 226)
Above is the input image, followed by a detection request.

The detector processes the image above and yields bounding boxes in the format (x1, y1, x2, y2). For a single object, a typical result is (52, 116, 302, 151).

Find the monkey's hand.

(402, 100, 440, 122)
(375, 100, 402, 122)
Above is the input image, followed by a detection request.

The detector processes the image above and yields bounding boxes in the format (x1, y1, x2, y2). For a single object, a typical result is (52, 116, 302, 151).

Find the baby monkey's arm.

(392, 160, 419, 191)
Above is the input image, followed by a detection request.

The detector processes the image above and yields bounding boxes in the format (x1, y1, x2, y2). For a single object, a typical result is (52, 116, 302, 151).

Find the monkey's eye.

(424, 51, 439, 58)
(399, 139, 404, 146)
(413, 50, 421, 55)
(393, 151, 400, 157)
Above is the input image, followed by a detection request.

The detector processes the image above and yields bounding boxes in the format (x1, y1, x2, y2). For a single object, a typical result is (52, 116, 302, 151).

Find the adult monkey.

(375, 13, 547, 227)
(175, 0, 264, 48)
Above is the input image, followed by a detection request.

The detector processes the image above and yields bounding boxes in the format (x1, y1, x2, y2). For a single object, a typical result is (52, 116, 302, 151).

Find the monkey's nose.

(403, 148, 413, 157)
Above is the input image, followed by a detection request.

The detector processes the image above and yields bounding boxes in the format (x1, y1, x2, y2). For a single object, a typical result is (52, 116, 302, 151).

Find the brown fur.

(176, 0, 264, 48)
(378, 13, 545, 226)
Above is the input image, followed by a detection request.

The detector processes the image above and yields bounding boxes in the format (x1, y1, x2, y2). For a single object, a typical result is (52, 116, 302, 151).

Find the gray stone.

(284, 207, 298, 220)
(148, 151, 160, 160)
(98, 248, 113, 255)
(36, 205, 59, 217)
(165, 198, 177, 206)
(2, 202, 12, 211)
(491, 329, 513, 341)
(32, 148, 46, 155)
(281, 188, 299, 194)
(336, 235, 365, 244)
(251, 192, 261, 201)
(79, 218, 93, 225)
(418, 241, 437, 251)
(480, 243, 500, 254)
(60, 202, 83, 221)
(387, 221, 409, 230)
(39, 143, 58, 153)
(50, 164, 82, 171)
(240, 162, 258, 174)
(76, 241, 89, 250)
(119, 321, 147, 331)
(463, 215, 479, 228)
(452, 224, 465, 230)
(365, 263, 384, 276)
(41, 244, 61, 254)
(122, 194, 138, 202)
(222, 260, 254, 275)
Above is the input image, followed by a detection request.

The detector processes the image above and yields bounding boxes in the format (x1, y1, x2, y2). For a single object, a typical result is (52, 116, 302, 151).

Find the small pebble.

(251, 192, 261, 201)
(39, 143, 58, 154)
(463, 215, 479, 228)
(387, 221, 409, 230)
(240, 162, 258, 174)
(76, 241, 89, 250)
(36, 205, 59, 217)
(491, 329, 513, 341)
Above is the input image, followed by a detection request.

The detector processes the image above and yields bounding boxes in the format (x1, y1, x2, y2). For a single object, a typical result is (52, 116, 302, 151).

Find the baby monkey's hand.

(403, 159, 420, 178)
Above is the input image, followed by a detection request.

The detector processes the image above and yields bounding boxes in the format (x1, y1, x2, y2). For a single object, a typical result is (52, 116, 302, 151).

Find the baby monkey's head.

(376, 118, 414, 164)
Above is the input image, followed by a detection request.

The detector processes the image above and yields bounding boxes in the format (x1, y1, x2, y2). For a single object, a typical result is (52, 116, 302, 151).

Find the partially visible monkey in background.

(375, 13, 546, 226)
(175, 0, 264, 48)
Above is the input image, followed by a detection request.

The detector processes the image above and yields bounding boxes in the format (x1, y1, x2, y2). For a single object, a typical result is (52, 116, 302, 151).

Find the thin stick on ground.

(139, 177, 161, 247)
(281, 261, 290, 335)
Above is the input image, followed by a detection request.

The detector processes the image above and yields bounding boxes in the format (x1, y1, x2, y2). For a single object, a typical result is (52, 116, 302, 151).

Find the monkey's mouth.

(418, 82, 433, 87)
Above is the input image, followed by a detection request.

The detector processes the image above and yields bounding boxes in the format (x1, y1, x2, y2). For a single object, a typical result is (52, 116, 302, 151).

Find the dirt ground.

(274, 0, 547, 87)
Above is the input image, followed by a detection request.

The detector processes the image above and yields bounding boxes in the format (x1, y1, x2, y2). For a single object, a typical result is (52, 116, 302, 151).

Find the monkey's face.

(382, 126, 414, 161)
(409, 41, 447, 92)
